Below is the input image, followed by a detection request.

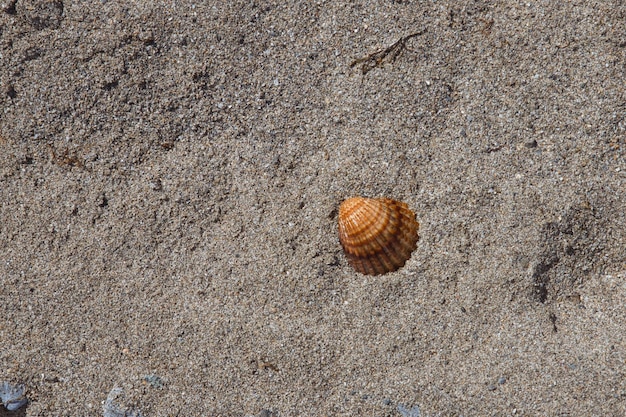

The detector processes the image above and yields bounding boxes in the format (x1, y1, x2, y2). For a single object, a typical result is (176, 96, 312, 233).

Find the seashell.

(338, 196, 419, 276)
(103, 387, 144, 417)
(0, 381, 28, 411)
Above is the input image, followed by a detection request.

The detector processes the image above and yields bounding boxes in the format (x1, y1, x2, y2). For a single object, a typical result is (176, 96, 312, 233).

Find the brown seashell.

(338, 197, 419, 276)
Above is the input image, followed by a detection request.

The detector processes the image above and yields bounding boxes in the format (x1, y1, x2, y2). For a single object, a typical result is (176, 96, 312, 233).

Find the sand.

(1, 1, 625, 416)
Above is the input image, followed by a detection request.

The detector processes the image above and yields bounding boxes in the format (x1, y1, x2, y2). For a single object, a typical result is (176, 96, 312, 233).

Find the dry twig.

(350, 30, 425, 75)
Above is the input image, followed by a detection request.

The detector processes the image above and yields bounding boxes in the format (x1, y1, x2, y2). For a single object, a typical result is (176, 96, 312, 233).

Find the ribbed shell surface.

(338, 197, 419, 275)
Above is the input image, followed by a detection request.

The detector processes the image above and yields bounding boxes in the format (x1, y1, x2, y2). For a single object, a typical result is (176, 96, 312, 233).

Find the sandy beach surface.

(1, 1, 625, 416)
